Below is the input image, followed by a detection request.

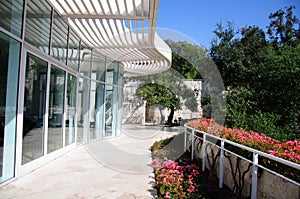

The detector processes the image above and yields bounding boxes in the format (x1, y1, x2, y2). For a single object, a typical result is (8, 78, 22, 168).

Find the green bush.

(246, 111, 283, 140)
(225, 86, 255, 128)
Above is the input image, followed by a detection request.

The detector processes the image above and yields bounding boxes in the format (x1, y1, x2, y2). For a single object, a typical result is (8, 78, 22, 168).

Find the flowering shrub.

(187, 118, 300, 164)
(152, 158, 200, 199)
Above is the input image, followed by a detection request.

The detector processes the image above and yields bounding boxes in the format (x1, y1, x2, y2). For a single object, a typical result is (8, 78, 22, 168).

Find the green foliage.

(136, 83, 180, 110)
(211, 6, 300, 140)
(133, 40, 208, 123)
(201, 94, 211, 106)
(225, 87, 255, 128)
(267, 6, 300, 46)
(165, 40, 205, 80)
(246, 111, 284, 140)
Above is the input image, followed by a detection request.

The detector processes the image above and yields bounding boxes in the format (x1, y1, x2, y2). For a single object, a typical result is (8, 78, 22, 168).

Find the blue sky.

(156, 0, 300, 48)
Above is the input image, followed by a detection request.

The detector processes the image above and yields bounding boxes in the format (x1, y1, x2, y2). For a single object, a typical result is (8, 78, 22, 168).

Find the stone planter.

(193, 137, 300, 199)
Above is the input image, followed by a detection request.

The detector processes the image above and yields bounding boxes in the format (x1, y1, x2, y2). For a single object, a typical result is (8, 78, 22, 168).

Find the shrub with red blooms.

(152, 158, 200, 199)
(187, 118, 300, 164)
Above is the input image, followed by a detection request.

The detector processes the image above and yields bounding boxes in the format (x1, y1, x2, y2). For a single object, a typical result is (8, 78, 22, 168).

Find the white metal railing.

(184, 125, 300, 199)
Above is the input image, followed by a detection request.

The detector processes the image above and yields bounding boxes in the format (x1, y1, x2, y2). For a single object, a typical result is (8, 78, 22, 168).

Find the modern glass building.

(0, 0, 171, 184)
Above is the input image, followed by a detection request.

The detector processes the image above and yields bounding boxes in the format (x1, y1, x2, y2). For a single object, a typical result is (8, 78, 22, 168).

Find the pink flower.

(286, 140, 295, 147)
(268, 150, 277, 156)
(151, 159, 161, 169)
(165, 192, 170, 199)
(187, 118, 300, 163)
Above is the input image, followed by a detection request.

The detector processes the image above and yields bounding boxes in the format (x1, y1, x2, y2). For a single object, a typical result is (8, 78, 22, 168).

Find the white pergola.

(47, 0, 172, 76)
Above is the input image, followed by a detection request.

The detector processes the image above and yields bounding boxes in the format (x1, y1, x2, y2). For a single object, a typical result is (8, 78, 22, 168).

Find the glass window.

(106, 60, 114, 85)
(105, 86, 114, 137)
(92, 52, 106, 82)
(89, 81, 96, 140)
(51, 11, 68, 64)
(22, 53, 47, 165)
(47, 66, 65, 153)
(25, 0, 52, 54)
(118, 64, 124, 87)
(113, 63, 119, 86)
(0, 0, 24, 37)
(89, 81, 105, 140)
(117, 87, 123, 136)
(117, 64, 124, 136)
(79, 47, 91, 77)
(105, 85, 118, 137)
(65, 74, 76, 146)
(77, 77, 90, 143)
(67, 29, 80, 71)
(0, 32, 20, 183)
(106, 61, 119, 85)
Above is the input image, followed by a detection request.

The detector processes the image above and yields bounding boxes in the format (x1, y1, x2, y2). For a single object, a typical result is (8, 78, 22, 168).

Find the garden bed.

(151, 135, 234, 199)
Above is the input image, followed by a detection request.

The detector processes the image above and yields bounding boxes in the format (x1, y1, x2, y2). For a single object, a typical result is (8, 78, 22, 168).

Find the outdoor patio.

(0, 125, 182, 199)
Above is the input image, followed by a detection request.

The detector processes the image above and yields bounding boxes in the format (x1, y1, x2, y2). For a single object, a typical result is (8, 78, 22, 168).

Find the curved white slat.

(47, 0, 171, 76)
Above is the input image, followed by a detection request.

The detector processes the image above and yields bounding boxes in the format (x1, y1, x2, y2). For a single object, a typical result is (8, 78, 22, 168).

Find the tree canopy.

(210, 6, 300, 140)
(134, 41, 206, 124)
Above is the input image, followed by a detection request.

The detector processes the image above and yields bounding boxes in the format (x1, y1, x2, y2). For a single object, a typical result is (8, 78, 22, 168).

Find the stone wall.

(125, 104, 144, 124)
(123, 80, 203, 125)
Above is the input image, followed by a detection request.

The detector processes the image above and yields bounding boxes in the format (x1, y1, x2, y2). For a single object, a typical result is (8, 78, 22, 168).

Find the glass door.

(47, 65, 65, 153)
(22, 53, 48, 165)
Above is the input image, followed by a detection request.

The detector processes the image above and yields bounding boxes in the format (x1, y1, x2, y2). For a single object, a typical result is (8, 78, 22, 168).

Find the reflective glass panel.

(105, 87, 113, 137)
(51, 11, 68, 63)
(25, 0, 52, 54)
(89, 81, 105, 140)
(65, 74, 76, 146)
(67, 29, 80, 71)
(0, 0, 24, 37)
(89, 81, 96, 140)
(0, 32, 20, 182)
(117, 87, 123, 136)
(92, 52, 106, 82)
(79, 47, 91, 77)
(77, 77, 90, 143)
(48, 66, 65, 153)
(22, 53, 47, 165)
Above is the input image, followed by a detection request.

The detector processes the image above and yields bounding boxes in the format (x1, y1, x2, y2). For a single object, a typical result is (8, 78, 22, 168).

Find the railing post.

(219, 140, 225, 188)
(184, 128, 187, 151)
(251, 153, 258, 199)
(202, 134, 206, 172)
(191, 129, 195, 160)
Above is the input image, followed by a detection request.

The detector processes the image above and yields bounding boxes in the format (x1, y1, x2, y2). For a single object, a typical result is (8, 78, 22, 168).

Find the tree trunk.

(167, 107, 175, 124)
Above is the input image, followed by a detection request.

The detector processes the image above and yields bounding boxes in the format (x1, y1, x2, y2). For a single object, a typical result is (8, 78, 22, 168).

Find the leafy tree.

(267, 6, 300, 46)
(136, 83, 180, 124)
(132, 41, 207, 124)
(210, 6, 300, 140)
(165, 40, 204, 80)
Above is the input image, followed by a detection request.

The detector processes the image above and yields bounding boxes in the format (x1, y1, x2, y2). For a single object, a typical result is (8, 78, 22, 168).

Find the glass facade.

(0, 0, 124, 184)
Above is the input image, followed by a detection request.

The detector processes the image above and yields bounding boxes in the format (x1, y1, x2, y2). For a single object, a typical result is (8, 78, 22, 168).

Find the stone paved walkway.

(0, 125, 183, 199)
